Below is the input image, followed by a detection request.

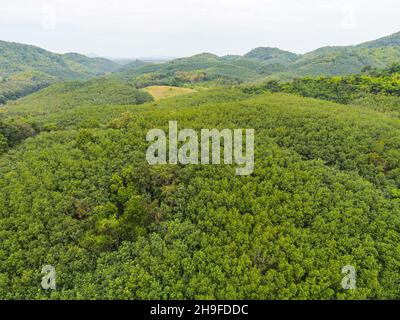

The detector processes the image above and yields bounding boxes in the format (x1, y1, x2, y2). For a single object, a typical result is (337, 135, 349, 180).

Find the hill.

(283, 32, 400, 77)
(358, 31, 400, 49)
(111, 32, 400, 84)
(2, 32, 400, 300)
(3, 77, 153, 129)
(122, 59, 153, 69)
(112, 52, 278, 86)
(0, 40, 120, 104)
(244, 47, 299, 64)
(1, 86, 400, 299)
(3, 31, 400, 100)
(243, 62, 400, 118)
(2, 31, 400, 103)
(288, 45, 400, 77)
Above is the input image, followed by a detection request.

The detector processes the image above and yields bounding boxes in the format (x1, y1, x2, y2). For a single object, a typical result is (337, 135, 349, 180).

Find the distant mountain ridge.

(112, 31, 400, 85)
(285, 32, 400, 78)
(2, 31, 400, 103)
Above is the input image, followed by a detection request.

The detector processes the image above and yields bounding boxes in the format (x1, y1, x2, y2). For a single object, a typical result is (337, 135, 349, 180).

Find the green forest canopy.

(2, 33, 400, 300)
(0, 86, 400, 299)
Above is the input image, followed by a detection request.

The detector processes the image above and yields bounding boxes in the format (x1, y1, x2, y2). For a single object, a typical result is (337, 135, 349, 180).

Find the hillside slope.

(112, 32, 400, 85)
(111, 52, 288, 86)
(286, 32, 400, 77)
(0, 88, 400, 299)
(3, 77, 153, 124)
(3, 31, 400, 101)
(0, 40, 120, 103)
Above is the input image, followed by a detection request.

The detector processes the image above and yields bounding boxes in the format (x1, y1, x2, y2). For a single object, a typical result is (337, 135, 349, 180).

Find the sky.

(0, 0, 400, 59)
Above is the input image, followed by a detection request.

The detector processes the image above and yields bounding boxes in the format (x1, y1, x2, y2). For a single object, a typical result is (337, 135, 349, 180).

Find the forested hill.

(2, 31, 400, 299)
(1, 85, 400, 299)
(358, 31, 400, 48)
(0, 40, 120, 104)
(2, 32, 400, 102)
(113, 31, 400, 86)
(265, 31, 400, 77)
(243, 47, 299, 64)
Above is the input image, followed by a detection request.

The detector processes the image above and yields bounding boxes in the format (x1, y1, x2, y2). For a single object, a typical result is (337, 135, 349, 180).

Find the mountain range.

(112, 31, 400, 86)
(2, 31, 400, 103)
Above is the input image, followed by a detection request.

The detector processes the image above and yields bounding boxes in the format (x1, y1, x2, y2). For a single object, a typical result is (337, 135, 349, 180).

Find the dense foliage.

(4, 78, 153, 125)
(0, 70, 55, 104)
(2, 33, 400, 300)
(1, 86, 400, 299)
(243, 63, 400, 120)
(244, 47, 299, 64)
(0, 115, 35, 155)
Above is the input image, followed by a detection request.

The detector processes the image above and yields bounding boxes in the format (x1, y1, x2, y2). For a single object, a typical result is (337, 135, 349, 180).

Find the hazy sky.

(0, 0, 400, 58)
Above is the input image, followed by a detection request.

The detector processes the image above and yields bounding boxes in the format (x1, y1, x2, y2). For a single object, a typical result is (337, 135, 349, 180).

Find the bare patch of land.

(143, 85, 196, 100)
